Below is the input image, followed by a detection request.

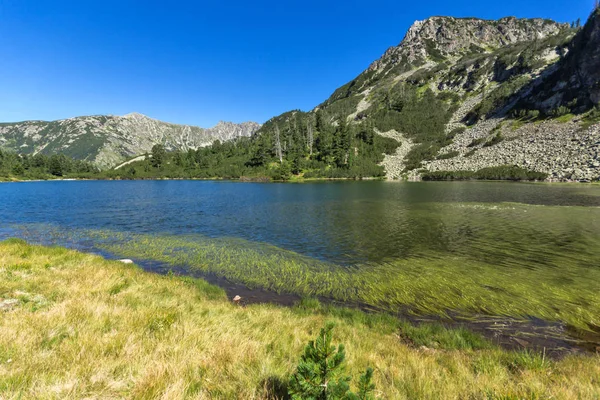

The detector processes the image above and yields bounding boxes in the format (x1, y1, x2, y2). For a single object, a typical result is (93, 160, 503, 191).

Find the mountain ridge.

(368, 16, 567, 72)
(250, 11, 599, 181)
(0, 113, 261, 169)
(2, 12, 599, 181)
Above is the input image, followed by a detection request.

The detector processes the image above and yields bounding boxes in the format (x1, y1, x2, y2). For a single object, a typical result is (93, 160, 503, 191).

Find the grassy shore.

(0, 240, 599, 399)
(31, 218, 598, 332)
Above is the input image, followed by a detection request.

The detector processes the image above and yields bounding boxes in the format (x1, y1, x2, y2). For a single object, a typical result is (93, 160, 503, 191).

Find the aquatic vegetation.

(11, 200, 600, 332)
(1, 240, 599, 399)
(100, 232, 599, 330)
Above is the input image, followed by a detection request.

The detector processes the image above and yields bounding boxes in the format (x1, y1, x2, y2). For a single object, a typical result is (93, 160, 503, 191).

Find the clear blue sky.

(0, 0, 594, 127)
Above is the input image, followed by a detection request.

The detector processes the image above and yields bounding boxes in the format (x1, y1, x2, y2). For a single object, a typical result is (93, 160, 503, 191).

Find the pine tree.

(11, 162, 24, 176)
(288, 323, 351, 399)
(150, 144, 166, 169)
(307, 116, 314, 156)
(333, 118, 352, 168)
(347, 369, 377, 400)
(48, 155, 64, 176)
(288, 323, 378, 400)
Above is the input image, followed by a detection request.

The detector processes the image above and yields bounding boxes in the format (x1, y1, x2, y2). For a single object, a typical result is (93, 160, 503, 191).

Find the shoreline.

(128, 255, 600, 357)
(1, 175, 598, 184)
(6, 233, 599, 356)
(2, 240, 599, 398)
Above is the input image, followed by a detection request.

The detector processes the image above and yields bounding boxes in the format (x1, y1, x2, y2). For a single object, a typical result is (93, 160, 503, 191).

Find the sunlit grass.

(12, 203, 600, 332)
(1, 240, 599, 399)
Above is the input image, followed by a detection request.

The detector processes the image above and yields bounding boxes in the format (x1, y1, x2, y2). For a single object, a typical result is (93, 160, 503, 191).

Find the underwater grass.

(102, 233, 600, 330)
(1, 240, 599, 399)
(12, 202, 600, 332)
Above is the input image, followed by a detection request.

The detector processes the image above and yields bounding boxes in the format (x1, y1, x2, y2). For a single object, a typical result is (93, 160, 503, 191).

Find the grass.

(13, 213, 600, 332)
(1, 240, 599, 399)
(554, 113, 576, 123)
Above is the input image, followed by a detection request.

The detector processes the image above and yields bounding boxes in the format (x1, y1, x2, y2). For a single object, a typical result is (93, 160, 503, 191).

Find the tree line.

(102, 112, 401, 181)
(0, 149, 98, 180)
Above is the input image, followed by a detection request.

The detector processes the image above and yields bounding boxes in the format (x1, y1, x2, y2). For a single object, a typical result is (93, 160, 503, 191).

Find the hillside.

(0, 113, 260, 169)
(244, 12, 600, 181)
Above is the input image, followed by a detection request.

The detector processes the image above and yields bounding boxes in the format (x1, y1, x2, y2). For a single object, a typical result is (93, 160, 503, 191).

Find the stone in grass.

(0, 299, 19, 311)
(119, 259, 134, 264)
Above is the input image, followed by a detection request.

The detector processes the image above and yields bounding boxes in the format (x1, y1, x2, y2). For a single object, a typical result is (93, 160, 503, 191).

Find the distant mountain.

(253, 11, 600, 181)
(0, 113, 261, 168)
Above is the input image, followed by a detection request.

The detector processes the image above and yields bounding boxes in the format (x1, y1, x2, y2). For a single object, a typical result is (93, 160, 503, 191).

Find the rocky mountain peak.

(123, 112, 150, 120)
(369, 16, 567, 72)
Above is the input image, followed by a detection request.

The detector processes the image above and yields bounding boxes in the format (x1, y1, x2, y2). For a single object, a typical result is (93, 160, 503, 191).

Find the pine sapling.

(288, 323, 378, 400)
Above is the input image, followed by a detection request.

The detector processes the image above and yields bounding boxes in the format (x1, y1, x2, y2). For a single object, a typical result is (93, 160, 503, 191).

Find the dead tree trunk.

(307, 119, 314, 156)
(275, 124, 283, 163)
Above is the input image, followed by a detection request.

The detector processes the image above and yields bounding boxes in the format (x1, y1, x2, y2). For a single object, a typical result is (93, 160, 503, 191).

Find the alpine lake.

(1, 180, 599, 356)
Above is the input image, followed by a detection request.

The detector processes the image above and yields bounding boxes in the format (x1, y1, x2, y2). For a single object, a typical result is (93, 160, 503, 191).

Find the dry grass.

(0, 240, 599, 399)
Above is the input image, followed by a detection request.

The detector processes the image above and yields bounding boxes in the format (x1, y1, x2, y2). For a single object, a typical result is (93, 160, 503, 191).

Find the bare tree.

(274, 124, 283, 163)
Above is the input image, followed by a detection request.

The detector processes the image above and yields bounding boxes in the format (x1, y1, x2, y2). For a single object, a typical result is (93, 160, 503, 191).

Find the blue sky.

(0, 0, 594, 127)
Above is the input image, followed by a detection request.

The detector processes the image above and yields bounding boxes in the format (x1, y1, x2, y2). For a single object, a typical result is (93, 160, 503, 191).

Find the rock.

(369, 17, 565, 71)
(119, 259, 134, 264)
(0, 299, 19, 311)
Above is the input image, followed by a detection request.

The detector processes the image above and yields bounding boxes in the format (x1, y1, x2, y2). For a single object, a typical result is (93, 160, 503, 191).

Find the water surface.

(2, 180, 599, 264)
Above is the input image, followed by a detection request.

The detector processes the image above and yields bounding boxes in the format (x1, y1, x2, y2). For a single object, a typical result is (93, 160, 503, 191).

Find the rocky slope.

(368, 16, 565, 73)
(412, 11, 600, 181)
(260, 11, 600, 181)
(376, 13, 600, 181)
(0, 113, 260, 169)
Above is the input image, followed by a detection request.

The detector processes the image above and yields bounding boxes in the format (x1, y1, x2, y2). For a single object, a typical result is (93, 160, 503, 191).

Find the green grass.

(13, 206, 600, 332)
(553, 113, 576, 123)
(1, 240, 599, 399)
(581, 107, 600, 130)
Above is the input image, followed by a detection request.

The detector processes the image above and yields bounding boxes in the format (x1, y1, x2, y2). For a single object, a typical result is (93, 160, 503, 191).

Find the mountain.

(0, 113, 261, 169)
(252, 11, 600, 181)
(3, 12, 599, 181)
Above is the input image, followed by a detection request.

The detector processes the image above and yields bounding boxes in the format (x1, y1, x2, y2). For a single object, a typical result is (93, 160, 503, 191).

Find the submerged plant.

(9, 202, 600, 333)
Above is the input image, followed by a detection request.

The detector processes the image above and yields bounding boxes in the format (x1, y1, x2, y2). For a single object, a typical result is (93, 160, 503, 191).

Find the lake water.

(1, 180, 600, 352)
(2, 180, 600, 264)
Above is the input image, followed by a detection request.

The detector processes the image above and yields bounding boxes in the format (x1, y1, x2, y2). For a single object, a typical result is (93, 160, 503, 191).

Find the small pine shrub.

(288, 323, 377, 400)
